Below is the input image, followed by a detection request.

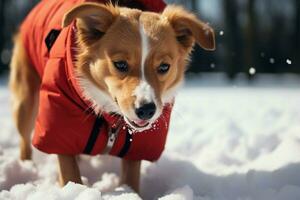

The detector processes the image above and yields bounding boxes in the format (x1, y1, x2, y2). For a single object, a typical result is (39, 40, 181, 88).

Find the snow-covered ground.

(1, 73, 300, 200)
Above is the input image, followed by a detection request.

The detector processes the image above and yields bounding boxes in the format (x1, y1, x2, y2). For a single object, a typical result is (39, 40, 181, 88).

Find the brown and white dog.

(9, 1, 215, 193)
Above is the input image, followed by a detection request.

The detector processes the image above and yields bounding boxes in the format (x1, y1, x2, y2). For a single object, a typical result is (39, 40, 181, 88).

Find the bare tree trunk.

(295, 0, 300, 72)
(296, 0, 300, 50)
(244, 0, 257, 80)
(191, 0, 198, 12)
(224, 0, 244, 80)
(0, 0, 6, 73)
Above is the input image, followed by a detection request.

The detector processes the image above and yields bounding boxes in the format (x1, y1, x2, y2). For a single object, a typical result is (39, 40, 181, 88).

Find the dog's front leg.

(121, 159, 141, 193)
(57, 154, 82, 186)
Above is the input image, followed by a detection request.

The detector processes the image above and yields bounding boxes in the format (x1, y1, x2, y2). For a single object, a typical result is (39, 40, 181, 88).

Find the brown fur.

(62, 3, 215, 121)
(9, 34, 40, 160)
(10, 2, 215, 194)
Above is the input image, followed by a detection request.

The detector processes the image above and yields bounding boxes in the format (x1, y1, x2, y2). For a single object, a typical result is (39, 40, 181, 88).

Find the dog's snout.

(135, 102, 156, 120)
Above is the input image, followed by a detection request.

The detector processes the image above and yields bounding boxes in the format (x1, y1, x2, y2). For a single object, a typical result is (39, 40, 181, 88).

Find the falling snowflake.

(269, 58, 275, 64)
(219, 31, 224, 36)
(249, 67, 256, 75)
(286, 59, 292, 65)
(210, 63, 215, 68)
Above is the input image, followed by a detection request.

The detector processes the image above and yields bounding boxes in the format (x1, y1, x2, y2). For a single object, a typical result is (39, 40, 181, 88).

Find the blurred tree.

(0, 0, 6, 74)
(295, 0, 300, 72)
(224, 0, 244, 79)
(296, 0, 300, 48)
(244, 0, 257, 79)
(268, 5, 286, 73)
(191, 0, 198, 12)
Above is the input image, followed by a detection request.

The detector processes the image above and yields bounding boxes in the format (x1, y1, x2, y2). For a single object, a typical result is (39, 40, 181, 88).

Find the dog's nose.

(135, 103, 156, 120)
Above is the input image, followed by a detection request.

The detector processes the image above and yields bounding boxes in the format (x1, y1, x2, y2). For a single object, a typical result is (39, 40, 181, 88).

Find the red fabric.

(137, 0, 166, 12)
(20, 0, 171, 161)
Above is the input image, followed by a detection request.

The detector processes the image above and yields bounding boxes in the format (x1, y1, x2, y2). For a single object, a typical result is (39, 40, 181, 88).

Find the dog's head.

(63, 3, 215, 130)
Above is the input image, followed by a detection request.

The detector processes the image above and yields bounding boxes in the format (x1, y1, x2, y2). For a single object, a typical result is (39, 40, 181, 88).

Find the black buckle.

(45, 29, 61, 52)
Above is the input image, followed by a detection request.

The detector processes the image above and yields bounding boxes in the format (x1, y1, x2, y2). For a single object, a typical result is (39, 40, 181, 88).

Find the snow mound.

(0, 182, 134, 200)
(158, 186, 194, 200)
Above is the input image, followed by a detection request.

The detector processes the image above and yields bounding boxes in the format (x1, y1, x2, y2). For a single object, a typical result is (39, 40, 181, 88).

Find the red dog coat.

(20, 0, 172, 161)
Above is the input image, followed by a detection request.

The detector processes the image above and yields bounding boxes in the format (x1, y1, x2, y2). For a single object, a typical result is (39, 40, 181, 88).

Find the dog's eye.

(157, 63, 170, 74)
(113, 61, 129, 72)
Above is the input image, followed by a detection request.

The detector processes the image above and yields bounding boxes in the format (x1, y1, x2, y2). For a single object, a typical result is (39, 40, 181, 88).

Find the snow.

(286, 59, 292, 65)
(249, 67, 256, 75)
(219, 31, 224, 36)
(158, 186, 194, 200)
(1, 73, 300, 200)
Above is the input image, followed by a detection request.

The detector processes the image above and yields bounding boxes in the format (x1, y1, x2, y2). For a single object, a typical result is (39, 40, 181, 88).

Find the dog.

(9, 0, 215, 193)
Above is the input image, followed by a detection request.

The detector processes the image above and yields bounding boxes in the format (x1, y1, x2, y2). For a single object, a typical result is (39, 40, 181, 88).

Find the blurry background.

(0, 0, 299, 79)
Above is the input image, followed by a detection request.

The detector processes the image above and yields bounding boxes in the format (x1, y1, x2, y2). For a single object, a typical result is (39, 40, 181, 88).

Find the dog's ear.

(162, 5, 215, 52)
(62, 3, 119, 45)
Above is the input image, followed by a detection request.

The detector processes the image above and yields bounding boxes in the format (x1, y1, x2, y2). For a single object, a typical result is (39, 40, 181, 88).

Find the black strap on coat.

(83, 116, 104, 154)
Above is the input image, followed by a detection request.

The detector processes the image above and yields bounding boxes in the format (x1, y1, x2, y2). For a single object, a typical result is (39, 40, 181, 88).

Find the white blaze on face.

(140, 21, 149, 82)
(132, 21, 156, 109)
